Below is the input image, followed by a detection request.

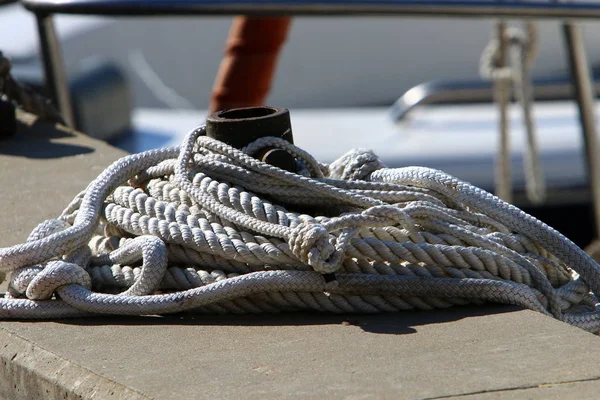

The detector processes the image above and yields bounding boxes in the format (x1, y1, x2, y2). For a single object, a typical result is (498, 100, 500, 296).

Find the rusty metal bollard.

(205, 106, 297, 173)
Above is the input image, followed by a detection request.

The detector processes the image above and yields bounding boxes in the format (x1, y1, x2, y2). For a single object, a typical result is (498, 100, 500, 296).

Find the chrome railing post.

(562, 22, 600, 239)
(35, 13, 75, 128)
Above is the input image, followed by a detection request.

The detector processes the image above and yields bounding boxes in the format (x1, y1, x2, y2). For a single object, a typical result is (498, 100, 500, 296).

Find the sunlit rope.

(0, 127, 598, 332)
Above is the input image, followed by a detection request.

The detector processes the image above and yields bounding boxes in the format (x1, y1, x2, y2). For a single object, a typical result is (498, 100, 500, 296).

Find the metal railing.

(19, 0, 600, 19)
(390, 74, 600, 122)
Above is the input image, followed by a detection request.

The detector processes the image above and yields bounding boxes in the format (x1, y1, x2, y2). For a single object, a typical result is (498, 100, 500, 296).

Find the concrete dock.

(1, 112, 600, 399)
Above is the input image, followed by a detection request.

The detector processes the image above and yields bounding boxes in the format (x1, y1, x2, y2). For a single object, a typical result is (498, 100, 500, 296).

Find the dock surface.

(1, 112, 600, 399)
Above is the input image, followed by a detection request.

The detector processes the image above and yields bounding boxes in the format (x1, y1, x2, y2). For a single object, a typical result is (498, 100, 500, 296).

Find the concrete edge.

(433, 376, 600, 399)
(0, 326, 150, 400)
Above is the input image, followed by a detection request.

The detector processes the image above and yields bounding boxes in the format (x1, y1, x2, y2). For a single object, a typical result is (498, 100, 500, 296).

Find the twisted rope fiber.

(1, 127, 600, 332)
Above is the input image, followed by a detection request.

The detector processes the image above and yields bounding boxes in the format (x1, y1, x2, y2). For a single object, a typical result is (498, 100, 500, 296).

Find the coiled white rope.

(1, 126, 599, 332)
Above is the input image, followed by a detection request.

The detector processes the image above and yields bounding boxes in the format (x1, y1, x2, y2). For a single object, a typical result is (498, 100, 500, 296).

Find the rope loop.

(363, 205, 416, 228)
(479, 22, 537, 82)
(26, 260, 91, 300)
(242, 135, 324, 178)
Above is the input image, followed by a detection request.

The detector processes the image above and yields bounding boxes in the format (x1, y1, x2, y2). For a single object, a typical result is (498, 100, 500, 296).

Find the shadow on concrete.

(0, 112, 94, 158)
(54, 304, 521, 335)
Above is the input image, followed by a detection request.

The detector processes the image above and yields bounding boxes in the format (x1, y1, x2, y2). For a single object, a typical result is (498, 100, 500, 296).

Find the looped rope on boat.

(1, 125, 600, 332)
(480, 22, 546, 205)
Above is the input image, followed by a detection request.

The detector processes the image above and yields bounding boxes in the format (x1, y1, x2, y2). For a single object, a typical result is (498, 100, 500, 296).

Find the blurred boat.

(2, 2, 600, 110)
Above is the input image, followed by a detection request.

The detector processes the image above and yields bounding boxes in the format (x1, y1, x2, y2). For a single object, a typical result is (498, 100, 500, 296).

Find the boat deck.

(1, 112, 600, 399)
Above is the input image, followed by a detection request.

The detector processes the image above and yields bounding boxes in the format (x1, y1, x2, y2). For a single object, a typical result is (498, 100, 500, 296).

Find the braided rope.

(1, 127, 600, 332)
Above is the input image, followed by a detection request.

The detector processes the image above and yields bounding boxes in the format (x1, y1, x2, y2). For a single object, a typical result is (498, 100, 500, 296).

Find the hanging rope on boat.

(0, 52, 64, 125)
(0, 126, 599, 332)
(480, 22, 546, 205)
(482, 22, 513, 202)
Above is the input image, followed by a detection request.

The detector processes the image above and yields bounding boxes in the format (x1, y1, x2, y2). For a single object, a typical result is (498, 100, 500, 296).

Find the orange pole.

(209, 16, 292, 113)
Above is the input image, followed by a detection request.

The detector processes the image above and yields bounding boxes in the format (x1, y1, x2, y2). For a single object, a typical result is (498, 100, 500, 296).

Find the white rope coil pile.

(2, 126, 600, 332)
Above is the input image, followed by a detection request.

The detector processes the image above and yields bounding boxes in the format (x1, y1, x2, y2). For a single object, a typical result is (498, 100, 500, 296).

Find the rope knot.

(25, 260, 91, 300)
(8, 266, 43, 298)
(288, 222, 343, 274)
(327, 148, 385, 181)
